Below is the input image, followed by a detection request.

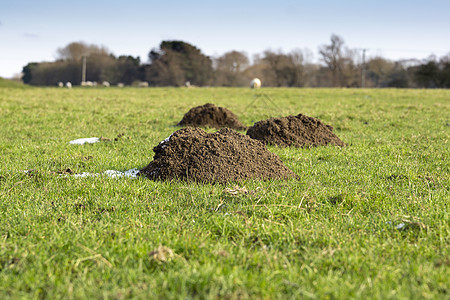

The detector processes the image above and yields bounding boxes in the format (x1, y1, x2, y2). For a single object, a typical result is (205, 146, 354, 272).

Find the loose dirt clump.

(138, 127, 297, 184)
(177, 103, 247, 130)
(246, 113, 346, 147)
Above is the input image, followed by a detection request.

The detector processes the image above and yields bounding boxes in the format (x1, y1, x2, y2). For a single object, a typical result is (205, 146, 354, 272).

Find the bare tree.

(214, 51, 250, 86)
(56, 42, 109, 61)
(319, 34, 344, 86)
(260, 50, 307, 87)
(215, 51, 249, 73)
(318, 34, 359, 87)
(365, 57, 395, 87)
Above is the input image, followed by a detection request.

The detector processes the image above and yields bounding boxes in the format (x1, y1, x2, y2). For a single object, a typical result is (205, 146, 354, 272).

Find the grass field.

(0, 85, 449, 299)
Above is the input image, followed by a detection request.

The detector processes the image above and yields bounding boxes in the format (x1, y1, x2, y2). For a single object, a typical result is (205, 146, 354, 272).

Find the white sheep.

(138, 81, 149, 88)
(102, 81, 110, 87)
(66, 82, 72, 89)
(250, 78, 261, 89)
(58, 82, 64, 87)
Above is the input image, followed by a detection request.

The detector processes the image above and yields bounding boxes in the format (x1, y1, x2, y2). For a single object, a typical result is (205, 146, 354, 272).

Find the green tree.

(412, 54, 450, 88)
(440, 54, 450, 88)
(21, 61, 80, 86)
(413, 60, 441, 88)
(21, 42, 132, 86)
(115, 56, 144, 85)
(21, 62, 38, 84)
(146, 41, 213, 86)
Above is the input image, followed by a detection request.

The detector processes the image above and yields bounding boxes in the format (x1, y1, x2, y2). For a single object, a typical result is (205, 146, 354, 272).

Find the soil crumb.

(177, 103, 247, 130)
(246, 113, 346, 147)
(138, 127, 297, 184)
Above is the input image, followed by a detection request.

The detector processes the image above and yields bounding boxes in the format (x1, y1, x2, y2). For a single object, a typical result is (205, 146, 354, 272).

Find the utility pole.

(81, 56, 86, 85)
(361, 49, 367, 88)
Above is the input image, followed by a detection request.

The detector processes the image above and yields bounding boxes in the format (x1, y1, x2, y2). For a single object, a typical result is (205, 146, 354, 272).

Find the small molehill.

(246, 114, 346, 147)
(138, 127, 297, 184)
(177, 103, 247, 130)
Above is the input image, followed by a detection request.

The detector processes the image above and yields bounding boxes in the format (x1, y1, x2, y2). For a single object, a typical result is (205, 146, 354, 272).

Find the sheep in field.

(65, 82, 72, 89)
(250, 78, 261, 89)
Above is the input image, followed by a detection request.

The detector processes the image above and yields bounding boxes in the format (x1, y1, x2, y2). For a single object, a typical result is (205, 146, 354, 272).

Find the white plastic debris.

(396, 223, 406, 230)
(103, 168, 139, 178)
(159, 133, 173, 148)
(74, 172, 98, 178)
(72, 168, 139, 178)
(69, 137, 100, 145)
(161, 134, 172, 144)
(386, 221, 407, 230)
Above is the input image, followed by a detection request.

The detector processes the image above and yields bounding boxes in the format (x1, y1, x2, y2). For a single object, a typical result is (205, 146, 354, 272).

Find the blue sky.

(1, 0, 449, 78)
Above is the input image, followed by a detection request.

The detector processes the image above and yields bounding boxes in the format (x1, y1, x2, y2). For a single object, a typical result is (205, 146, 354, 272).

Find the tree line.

(22, 34, 450, 88)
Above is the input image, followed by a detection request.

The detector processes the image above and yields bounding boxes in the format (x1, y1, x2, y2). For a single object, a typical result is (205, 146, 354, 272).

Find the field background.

(0, 86, 449, 299)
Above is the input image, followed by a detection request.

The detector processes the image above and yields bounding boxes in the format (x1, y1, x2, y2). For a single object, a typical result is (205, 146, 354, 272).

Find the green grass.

(0, 77, 29, 89)
(0, 86, 449, 299)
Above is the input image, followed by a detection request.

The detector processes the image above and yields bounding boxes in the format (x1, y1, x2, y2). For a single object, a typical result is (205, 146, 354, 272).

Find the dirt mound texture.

(177, 103, 247, 130)
(138, 127, 297, 184)
(246, 113, 346, 147)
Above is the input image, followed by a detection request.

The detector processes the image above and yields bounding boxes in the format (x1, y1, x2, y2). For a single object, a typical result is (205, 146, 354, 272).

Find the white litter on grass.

(104, 168, 140, 178)
(396, 223, 406, 230)
(69, 137, 100, 145)
(161, 135, 172, 144)
(73, 168, 140, 178)
(386, 221, 407, 230)
(74, 172, 99, 178)
(159, 133, 174, 148)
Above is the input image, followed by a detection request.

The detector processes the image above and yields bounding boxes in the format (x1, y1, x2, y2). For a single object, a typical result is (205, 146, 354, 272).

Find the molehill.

(177, 103, 247, 131)
(138, 127, 297, 184)
(246, 113, 346, 147)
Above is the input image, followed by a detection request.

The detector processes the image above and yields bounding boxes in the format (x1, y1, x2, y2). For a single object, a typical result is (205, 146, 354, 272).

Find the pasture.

(0, 86, 448, 299)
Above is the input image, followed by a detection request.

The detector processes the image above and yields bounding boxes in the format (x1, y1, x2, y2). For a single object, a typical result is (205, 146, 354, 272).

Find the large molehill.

(139, 127, 297, 184)
(177, 103, 247, 130)
(246, 113, 346, 147)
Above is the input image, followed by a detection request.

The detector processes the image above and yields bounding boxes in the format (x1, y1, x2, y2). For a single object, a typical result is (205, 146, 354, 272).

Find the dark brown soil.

(177, 103, 247, 130)
(138, 127, 297, 184)
(246, 113, 346, 147)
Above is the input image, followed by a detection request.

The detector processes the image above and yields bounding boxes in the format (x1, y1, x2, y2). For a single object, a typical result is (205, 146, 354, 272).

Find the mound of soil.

(138, 127, 297, 184)
(246, 114, 345, 147)
(177, 103, 247, 130)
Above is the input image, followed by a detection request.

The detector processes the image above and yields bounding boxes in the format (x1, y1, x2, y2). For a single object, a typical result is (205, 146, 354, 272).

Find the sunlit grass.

(0, 87, 449, 299)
